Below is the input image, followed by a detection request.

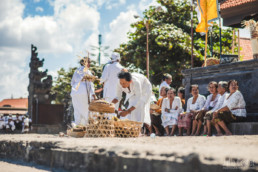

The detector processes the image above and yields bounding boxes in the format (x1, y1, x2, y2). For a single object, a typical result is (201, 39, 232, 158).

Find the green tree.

(115, 0, 235, 88)
(51, 67, 76, 105)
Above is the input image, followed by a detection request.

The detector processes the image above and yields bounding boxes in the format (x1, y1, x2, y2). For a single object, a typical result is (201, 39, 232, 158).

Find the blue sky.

(0, 0, 251, 101)
(0, 0, 159, 100)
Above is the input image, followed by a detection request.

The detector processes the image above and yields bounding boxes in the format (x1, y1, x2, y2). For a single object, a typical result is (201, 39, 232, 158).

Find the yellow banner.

(196, 0, 219, 33)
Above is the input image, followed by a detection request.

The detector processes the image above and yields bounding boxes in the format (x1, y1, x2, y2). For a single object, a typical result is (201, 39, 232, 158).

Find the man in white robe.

(112, 72, 152, 125)
(100, 52, 123, 105)
(71, 58, 95, 126)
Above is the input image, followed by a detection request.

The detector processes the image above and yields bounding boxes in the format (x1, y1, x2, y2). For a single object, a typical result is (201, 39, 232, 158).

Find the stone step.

(246, 113, 258, 122)
(0, 134, 258, 172)
(228, 122, 258, 135)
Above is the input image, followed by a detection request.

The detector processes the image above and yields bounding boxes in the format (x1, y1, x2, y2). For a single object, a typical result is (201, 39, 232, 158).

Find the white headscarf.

(111, 52, 120, 62)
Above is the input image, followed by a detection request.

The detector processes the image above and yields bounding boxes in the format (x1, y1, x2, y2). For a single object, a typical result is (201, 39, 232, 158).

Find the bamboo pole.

(191, 0, 194, 68)
(238, 29, 240, 60)
(204, 0, 208, 67)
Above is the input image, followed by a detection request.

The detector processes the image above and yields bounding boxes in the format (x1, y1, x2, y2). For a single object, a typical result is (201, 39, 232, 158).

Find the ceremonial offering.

(150, 103, 160, 110)
(81, 74, 98, 82)
(89, 99, 115, 113)
(67, 125, 86, 138)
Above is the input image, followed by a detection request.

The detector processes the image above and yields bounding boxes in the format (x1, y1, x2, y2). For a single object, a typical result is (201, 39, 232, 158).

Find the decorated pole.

(98, 34, 102, 66)
(204, 0, 208, 67)
(146, 21, 150, 79)
(191, 0, 194, 68)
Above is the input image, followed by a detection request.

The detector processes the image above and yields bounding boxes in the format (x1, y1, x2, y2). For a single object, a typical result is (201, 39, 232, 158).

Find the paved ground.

(0, 134, 258, 171)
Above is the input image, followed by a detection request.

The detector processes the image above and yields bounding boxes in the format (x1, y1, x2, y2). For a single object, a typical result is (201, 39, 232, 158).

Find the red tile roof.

(0, 98, 28, 109)
(220, 0, 257, 9)
(240, 37, 253, 61)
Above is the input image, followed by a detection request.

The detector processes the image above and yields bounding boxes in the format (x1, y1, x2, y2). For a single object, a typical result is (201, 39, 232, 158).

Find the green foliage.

(51, 67, 76, 105)
(115, 0, 235, 88)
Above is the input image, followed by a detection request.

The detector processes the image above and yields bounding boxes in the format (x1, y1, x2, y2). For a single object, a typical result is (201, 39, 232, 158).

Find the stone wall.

(182, 59, 258, 115)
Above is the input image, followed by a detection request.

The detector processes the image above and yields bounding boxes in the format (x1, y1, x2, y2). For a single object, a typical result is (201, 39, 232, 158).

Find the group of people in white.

(0, 114, 31, 133)
(71, 52, 247, 136)
(153, 79, 246, 136)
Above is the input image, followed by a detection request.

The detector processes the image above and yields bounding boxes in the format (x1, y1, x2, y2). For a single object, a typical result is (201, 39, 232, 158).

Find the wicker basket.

(85, 112, 115, 137)
(89, 100, 115, 113)
(114, 120, 142, 138)
(67, 129, 86, 138)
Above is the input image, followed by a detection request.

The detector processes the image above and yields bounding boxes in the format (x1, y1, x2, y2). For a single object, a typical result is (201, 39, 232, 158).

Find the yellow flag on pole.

(196, 0, 219, 33)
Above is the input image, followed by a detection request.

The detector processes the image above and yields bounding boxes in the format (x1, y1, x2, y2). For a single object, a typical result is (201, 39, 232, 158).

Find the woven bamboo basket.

(67, 129, 86, 138)
(85, 112, 115, 137)
(114, 120, 142, 138)
(89, 100, 115, 113)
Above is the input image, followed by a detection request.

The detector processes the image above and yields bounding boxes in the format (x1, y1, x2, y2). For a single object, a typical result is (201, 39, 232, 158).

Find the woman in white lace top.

(196, 81, 220, 135)
(213, 80, 246, 135)
(161, 88, 182, 136)
(184, 85, 206, 136)
(204, 81, 228, 136)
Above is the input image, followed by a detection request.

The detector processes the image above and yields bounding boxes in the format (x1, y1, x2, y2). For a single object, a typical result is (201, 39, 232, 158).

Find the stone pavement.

(0, 134, 258, 172)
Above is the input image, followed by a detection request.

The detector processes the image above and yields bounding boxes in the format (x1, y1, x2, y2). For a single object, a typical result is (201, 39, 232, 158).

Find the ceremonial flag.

(195, 0, 219, 67)
(196, 0, 219, 33)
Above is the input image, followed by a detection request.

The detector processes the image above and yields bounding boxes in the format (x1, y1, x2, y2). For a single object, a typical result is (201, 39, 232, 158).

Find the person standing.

(70, 57, 95, 126)
(112, 71, 152, 125)
(159, 74, 172, 98)
(100, 52, 123, 104)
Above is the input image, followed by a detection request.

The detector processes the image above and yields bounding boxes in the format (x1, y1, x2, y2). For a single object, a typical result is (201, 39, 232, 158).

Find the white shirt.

(210, 92, 228, 113)
(186, 94, 206, 113)
(115, 73, 152, 124)
(100, 61, 123, 102)
(222, 90, 246, 117)
(159, 81, 170, 98)
(161, 97, 182, 114)
(203, 94, 220, 111)
(70, 66, 95, 98)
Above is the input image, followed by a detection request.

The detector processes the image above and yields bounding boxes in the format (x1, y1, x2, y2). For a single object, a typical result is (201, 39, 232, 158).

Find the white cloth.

(161, 97, 182, 127)
(9, 121, 15, 131)
(210, 92, 228, 113)
(71, 66, 95, 125)
(186, 94, 206, 113)
(0, 120, 5, 129)
(115, 73, 152, 124)
(100, 61, 123, 103)
(111, 52, 120, 61)
(222, 90, 246, 117)
(159, 81, 170, 99)
(24, 118, 30, 126)
(150, 93, 157, 103)
(203, 94, 220, 111)
(18, 115, 23, 121)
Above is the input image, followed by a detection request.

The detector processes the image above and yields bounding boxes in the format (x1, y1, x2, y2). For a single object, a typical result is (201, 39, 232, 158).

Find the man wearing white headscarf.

(101, 52, 123, 106)
(71, 57, 95, 126)
(112, 72, 152, 125)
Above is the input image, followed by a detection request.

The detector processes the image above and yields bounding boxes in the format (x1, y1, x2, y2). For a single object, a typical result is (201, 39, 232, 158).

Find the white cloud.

(0, 0, 100, 100)
(0, 0, 161, 100)
(139, 0, 159, 11)
(103, 10, 138, 63)
(0, 47, 29, 99)
(35, 7, 44, 12)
